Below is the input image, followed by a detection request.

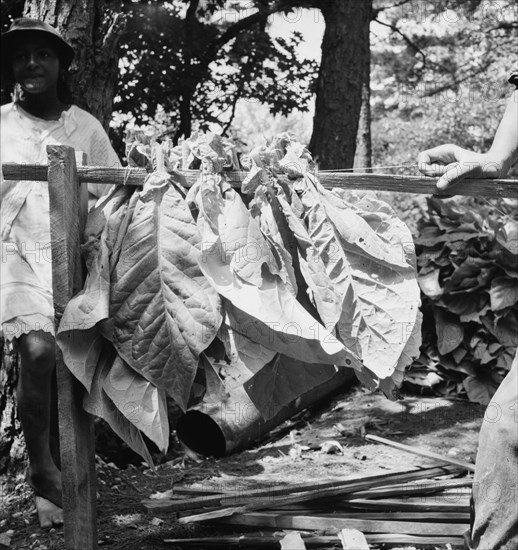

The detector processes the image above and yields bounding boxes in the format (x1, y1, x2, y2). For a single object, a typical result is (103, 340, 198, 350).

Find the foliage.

(113, 1, 318, 149)
(371, 0, 516, 167)
(409, 196, 518, 403)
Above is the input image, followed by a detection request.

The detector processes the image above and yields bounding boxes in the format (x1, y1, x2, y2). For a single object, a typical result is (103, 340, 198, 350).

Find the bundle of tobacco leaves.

(57, 133, 421, 459)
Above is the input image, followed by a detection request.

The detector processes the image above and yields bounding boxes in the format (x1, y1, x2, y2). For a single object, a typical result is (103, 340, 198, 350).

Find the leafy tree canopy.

(370, 0, 517, 165)
(115, 1, 318, 143)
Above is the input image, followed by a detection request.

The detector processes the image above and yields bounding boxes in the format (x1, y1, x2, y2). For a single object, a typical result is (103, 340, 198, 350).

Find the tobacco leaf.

(434, 307, 464, 355)
(103, 357, 170, 453)
(57, 188, 132, 392)
(298, 178, 420, 380)
(195, 171, 361, 369)
(462, 375, 498, 405)
(249, 187, 298, 295)
(83, 350, 154, 465)
(418, 269, 442, 298)
(490, 276, 518, 311)
(109, 177, 222, 410)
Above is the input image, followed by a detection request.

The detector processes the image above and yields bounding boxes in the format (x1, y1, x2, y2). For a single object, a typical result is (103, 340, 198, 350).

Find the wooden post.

(47, 145, 98, 549)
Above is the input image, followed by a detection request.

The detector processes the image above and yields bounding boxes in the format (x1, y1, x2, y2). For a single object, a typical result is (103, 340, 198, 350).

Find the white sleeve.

(85, 118, 121, 200)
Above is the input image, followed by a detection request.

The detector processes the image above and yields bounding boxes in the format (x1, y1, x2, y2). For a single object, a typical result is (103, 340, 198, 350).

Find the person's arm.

(487, 90, 518, 175)
(418, 90, 518, 191)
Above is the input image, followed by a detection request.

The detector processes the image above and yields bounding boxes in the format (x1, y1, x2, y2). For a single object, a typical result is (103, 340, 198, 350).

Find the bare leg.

(49, 369, 61, 470)
(17, 330, 63, 528)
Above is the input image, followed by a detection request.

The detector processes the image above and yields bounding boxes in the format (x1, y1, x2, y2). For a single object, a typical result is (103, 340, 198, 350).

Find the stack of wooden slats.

(144, 462, 472, 548)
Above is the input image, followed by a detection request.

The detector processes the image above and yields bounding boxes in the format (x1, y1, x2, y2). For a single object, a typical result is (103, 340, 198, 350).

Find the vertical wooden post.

(47, 145, 98, 549)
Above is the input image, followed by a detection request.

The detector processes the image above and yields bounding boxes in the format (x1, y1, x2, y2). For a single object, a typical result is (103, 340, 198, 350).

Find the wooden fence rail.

(3, 162, 518, 198)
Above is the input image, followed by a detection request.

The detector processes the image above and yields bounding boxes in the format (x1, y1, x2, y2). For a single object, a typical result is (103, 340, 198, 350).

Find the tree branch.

(423, 62, 491, 97)
(221, 80, 245, 136)
(374, 17, 427, 69)
(372, 0, 414, 20)
(201, 1, 307, 69)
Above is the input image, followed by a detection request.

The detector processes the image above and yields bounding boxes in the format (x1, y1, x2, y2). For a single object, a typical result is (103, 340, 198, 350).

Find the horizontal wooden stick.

(163, 533, 467, 547)
(368, 534, 466, 545)
(209, 511, 469, 535)
(177, 505, 471, 522)
(344, 478, 472, 500)
(3, 163, 517, 197)
(164, 535, 467, 547)
(2, 163, 148, 187)
(365, 434, 476, 472)
(341, 498, 470, 512)
(262, 510, 472, 522)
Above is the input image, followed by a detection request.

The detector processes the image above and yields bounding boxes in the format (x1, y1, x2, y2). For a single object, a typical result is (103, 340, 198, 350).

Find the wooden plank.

(178, 507, 470, 523)
(143, 465, 461, 513)
(365, 434, 476, 471)
(341, 498, 470, 513)
(47, 145, 97, 550)
(264, 510, 472, 522)
(209, 511, 469, 535)
(344, 478, 472, 500)
(163, 533, 466, 547)
(365, 534, 466, 546)
(3, 162, 518, 197)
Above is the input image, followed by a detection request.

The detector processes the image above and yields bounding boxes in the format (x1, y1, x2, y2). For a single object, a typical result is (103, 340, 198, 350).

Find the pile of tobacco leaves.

(409, 196, 518, 404)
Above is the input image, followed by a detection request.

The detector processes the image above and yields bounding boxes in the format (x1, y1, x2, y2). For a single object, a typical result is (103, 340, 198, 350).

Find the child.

(418, 70, 518, 550)
(0, 18, 120, 528)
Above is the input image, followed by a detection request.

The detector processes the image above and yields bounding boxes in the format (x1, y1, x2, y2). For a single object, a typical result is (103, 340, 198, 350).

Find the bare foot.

(35, 496, 63, 529)
(27, 465, 63, 509)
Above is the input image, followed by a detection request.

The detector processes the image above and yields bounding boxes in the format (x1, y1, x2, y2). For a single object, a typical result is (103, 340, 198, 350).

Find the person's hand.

(417, 144, 501, 191)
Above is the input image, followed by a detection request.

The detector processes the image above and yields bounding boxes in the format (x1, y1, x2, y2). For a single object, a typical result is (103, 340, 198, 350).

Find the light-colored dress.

(0, 102, 120, 340)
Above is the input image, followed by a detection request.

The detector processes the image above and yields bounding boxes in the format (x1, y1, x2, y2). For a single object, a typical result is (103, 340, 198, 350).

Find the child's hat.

(1, 18, 75, 69)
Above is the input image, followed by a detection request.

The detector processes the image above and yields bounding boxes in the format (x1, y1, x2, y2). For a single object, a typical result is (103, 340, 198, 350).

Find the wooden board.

(341, 498, 470, 512)
(366, 434, 476, 471)
(163, 533, 467, 547)
(3, 163, 518, 198)
(343, 478, 472, 500)
(47, 146, 97, 550)
(210, 511, 469, 535)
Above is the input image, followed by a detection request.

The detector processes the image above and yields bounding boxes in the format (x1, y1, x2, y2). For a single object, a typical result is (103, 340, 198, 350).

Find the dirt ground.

(0, 386, 485, 550)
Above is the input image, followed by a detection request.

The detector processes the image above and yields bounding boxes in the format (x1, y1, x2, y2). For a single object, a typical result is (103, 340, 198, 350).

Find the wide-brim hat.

(1, 17, 75, 73)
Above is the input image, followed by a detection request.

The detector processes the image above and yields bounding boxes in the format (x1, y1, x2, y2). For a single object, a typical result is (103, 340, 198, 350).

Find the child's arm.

(418, 90, 518, 191)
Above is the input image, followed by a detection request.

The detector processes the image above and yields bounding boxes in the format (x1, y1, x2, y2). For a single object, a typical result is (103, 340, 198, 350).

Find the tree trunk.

(24, 0, 125, 130)
(309, 0, 372, 170)
(0, 340, 26, 477)
(353, 59, 372, 171)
